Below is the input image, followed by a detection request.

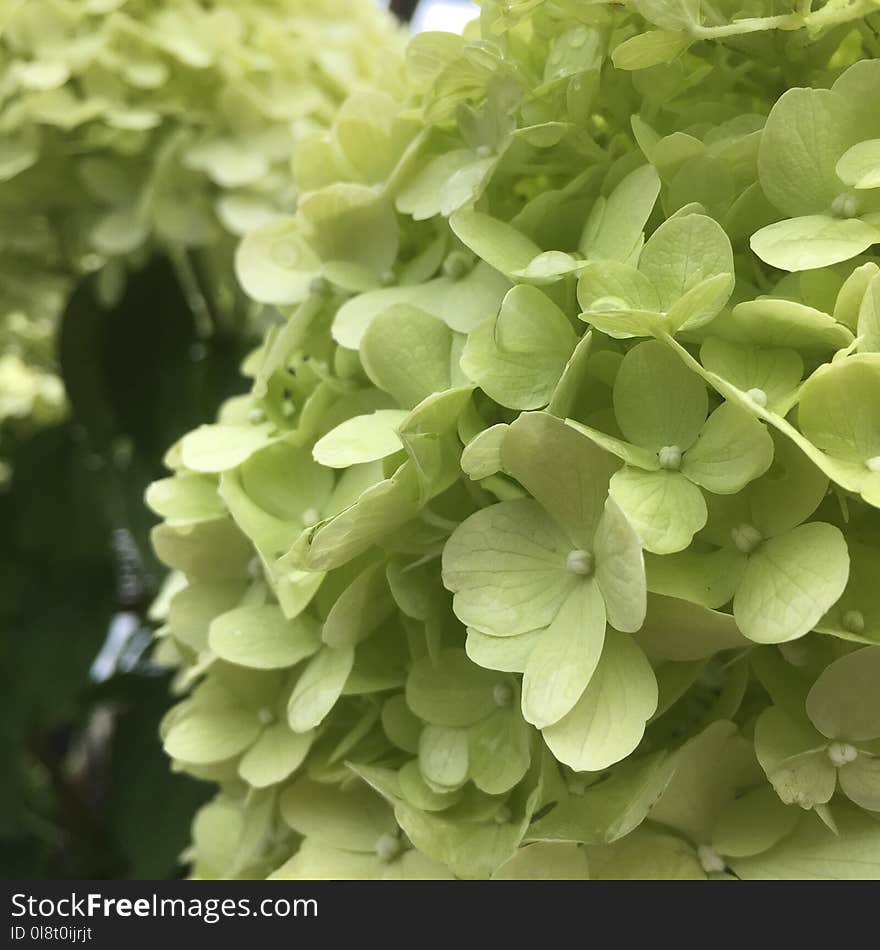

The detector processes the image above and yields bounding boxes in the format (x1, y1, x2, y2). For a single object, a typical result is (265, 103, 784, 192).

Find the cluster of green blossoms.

(0, 0, 400, 445)
(151, 0, 880, 880)
(0, 308, 65, 481)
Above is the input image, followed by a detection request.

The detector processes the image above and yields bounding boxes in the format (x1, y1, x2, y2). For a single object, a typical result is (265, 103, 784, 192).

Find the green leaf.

(638, 214, 734, 311)
(238, 725, 314, 789)
(407, 649, 501, 727)
(805, 646, 880, 741)
(286, 645, 354, 732)
(449, 209, 542, 279)
(682, 402, 774, 494)
(502, 411, 615, 548)
(461, 286, 576, 410)
(209, 606, 322, 669)
(522, 581, 606, 728)
(750, 215, 880, 272)
(614, 339, 707, 453)
(543, 631, 657, 772)
(734, 523, 850, 644)
(758, 88, 856, 218)
(609, 467, 707, 554)
(836, 139, 880, 190)
(312, 410, 408, 468)
(419, 725, 469, 788)
(442, 499, 575, 636)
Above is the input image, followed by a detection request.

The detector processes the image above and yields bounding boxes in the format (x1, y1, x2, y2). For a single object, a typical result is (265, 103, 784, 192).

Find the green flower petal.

(609, 466, 707, 555)
(543, 631, 657, 772)
(442, 499, 575, 636)
(613, 340, 708, 452)
(682, 402, 774, 494)
(805, 646, 880, 741)
(522, 581, 606, 728)
(733, 523, 849, 644)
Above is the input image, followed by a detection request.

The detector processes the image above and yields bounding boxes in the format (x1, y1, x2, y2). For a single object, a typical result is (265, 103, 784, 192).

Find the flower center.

(566, 549, 595, 576)
(831, 193, 860, 219)
(842, 609, 865, 634)
(745, 388, 768, 408)
(658, 445, 682, 471)
(827, 741, 859, 768)
(697, 844, 726, 874)
(374, 833, 401, 863)
(731, 523, 763, 554)
(256, 706, 275, 726)
(248, 407, 265, 424)
(591, 295, 628, 312)
(493, 682, 514, 707)
(308, 275, 328, 296)
(442, 250, 471, 280)
(778, 641, 808, 667)
(302, 507, 320, 527)
(866, 456, 880, 473)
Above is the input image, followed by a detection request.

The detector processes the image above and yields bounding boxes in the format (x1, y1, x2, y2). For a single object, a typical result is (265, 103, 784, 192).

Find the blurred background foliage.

(0, 257, 248, 878)
(0, 0, 470, 881)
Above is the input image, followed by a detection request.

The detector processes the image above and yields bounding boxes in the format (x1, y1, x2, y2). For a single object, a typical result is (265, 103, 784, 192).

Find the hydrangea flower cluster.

(0, 0, 400, 438)
(151, 0, 880, 880)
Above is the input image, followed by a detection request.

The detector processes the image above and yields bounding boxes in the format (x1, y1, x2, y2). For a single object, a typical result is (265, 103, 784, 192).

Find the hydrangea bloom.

(0, 0, 401, 443)
(152, 0, 880, 880)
